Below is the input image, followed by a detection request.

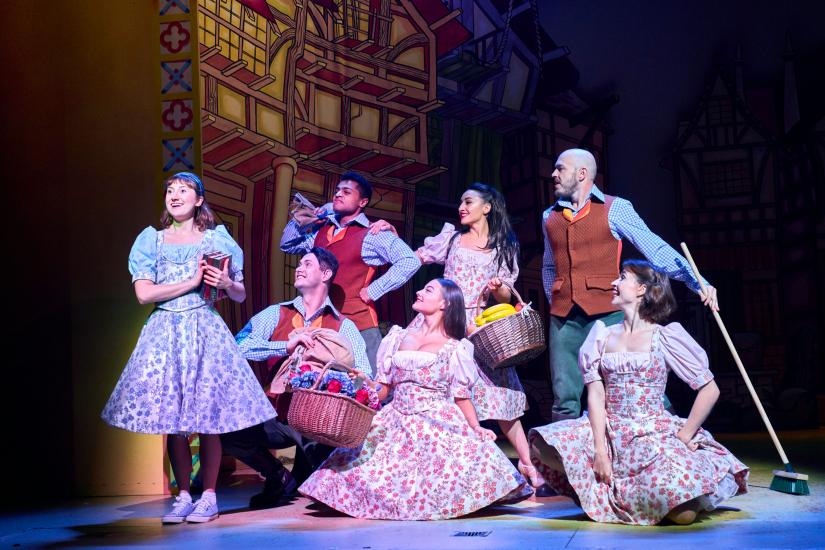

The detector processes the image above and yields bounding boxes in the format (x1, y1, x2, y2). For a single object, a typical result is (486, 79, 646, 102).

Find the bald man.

(542, 148, 718, 421)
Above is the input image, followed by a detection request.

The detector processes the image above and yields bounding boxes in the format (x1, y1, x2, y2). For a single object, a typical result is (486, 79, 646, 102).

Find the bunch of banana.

(474, 303, 519, 327)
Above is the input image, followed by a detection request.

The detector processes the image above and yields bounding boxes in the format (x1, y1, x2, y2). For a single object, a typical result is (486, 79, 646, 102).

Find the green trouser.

(550, 307, 623, 421)
(549, 306, 671, 421)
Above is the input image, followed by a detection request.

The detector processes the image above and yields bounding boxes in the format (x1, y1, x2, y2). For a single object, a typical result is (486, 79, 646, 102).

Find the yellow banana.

(482, 303, 516, 318)
(483, 309, 517, 323)
(474, 315, 486, 326)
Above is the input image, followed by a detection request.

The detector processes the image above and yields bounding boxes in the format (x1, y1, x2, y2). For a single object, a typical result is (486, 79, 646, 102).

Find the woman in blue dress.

(101, 172, 274, 524)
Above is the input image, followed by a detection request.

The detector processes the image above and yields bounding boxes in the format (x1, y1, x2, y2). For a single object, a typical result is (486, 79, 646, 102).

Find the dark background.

(542, 0, 825, 241)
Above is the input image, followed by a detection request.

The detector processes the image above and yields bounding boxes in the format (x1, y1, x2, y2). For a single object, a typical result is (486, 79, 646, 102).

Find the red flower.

(355, 388, 369, 404)
(299, 363, 312, 373)
(326, 379, 342, 393)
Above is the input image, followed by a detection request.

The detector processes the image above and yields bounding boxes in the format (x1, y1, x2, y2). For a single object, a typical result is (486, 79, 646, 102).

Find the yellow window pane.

(315, 88, 341, 132)
(306, 11, 319, 35)
(217, 83, 246, 125)
(293, 168, 325, 195)
(219, 24, 229, 41)
(243, 39, 255, 56)
(371, 187, 404, 212)
(394, 46, 425, 70)
(350, 102, 380, 142)
(390, 15, 416, 45)
(387, 112, 404, 133)
(394, 127, 417, 152)
(266, 0, 295, 18)
(295, 79, 307, 104)
(262, 39, 291, 100)
(256, 104, 285, 142)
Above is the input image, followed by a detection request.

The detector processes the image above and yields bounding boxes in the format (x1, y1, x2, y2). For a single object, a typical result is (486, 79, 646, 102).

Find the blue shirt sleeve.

(341, 318, 372, 378)
(280, 219, 317, 255)
(236, 306, 288, 360)
(540, 209, 556, 305)
(128, 226, 159, 283)
(362, 231, 421, 301)
(608, 198, 708, 293)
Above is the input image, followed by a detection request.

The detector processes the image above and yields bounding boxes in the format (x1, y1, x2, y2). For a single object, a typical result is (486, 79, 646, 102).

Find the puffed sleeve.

(212, 225, 245, 282)
(416, 223, 457, 265)
(578, 320, 611, 384)
(128, 226, 158, 283)
(496, 252, 519, 288)
(659, 323, 714, 390)
(375, 326, 404, 386)
(449, 339, 480, 399)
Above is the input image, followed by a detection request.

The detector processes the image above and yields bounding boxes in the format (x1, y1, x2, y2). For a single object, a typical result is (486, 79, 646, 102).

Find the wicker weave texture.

(469, 306, 546, 369)
(287, 389, 376, 448)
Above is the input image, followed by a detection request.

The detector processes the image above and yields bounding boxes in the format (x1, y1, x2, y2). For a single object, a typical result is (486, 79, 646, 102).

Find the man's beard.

(554, 179, 576, 199)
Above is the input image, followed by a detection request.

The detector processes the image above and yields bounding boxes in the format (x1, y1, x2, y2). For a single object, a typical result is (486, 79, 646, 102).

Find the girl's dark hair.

(622, 259, 677, 324)
(160, 172, 217, 232)
(458, 183, 519, 274)
(435, 278, 467, 340)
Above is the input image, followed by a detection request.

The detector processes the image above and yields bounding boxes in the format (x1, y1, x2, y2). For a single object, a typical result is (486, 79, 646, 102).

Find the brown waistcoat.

(544, 196, 622, 317)
(314, 223, 378, 331)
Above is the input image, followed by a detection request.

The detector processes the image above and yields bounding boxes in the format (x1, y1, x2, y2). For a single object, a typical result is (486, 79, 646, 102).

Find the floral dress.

(529, 321, 749, 525)
(417, 223, 526, 421)
(101, 225, 275, 435)
(298, 326, 530, 520)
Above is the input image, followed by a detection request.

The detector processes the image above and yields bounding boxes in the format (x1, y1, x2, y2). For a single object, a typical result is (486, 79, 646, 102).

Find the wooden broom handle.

(680, 242, 790, 465)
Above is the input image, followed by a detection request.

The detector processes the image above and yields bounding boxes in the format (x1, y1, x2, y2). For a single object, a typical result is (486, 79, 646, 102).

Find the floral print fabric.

(417, 223, 526, 421)
(299, 327, 530, 520)
(101, 226, 275, 434)
(529, 322, 749, 525)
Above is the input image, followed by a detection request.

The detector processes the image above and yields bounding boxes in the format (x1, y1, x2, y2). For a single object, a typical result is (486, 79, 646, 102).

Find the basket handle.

(307, 360, 350, 391)
(473, 280, 526, 317)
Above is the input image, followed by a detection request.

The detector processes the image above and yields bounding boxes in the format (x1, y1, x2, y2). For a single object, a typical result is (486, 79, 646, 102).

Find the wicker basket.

(287, 362, 376, 448)
(468, 282, 546, 369)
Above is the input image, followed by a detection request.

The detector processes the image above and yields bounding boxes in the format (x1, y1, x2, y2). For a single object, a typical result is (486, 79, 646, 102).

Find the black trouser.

(221, 419, 333, 484)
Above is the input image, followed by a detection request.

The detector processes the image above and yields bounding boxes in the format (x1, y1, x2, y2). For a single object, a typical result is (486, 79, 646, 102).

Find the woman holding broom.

(529, 260, 749, 525)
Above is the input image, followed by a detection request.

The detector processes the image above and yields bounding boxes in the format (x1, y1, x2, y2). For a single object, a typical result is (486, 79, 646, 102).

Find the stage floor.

(2, 430, 823, 549)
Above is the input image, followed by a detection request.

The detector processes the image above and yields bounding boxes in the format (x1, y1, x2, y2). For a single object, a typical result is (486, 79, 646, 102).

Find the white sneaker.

(161, 495, 195, 524)
(185, 497, 219, 523)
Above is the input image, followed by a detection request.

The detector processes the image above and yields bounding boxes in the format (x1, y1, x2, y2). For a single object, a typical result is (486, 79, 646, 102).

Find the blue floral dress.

(101, 225, 275, 435)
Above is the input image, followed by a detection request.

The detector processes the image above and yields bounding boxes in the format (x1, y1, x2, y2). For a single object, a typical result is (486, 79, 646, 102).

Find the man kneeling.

(222, 247, 370, 509)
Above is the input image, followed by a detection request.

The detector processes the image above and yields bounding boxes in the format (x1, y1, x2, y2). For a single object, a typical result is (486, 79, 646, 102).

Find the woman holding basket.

(371, 183, 540, 488)
(299, 278, 529, 520)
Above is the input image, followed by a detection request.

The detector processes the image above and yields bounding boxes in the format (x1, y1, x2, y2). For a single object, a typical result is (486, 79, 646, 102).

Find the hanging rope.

(491, 0, 515, 65)
(531, 0, 542, 80)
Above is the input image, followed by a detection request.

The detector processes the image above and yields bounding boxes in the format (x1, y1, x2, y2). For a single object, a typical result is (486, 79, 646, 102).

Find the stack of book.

(201, 251, 231, 302)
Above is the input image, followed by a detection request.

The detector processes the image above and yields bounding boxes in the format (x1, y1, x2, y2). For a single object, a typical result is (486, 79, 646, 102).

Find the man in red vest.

(543, 148, 719, 421)
(222, 247, 370, 509)
(280, 172, 419, 374)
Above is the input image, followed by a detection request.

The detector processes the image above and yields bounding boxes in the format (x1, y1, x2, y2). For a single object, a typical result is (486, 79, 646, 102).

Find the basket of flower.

(286, 362, 380, 448)
(468, 282, 546, 369)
